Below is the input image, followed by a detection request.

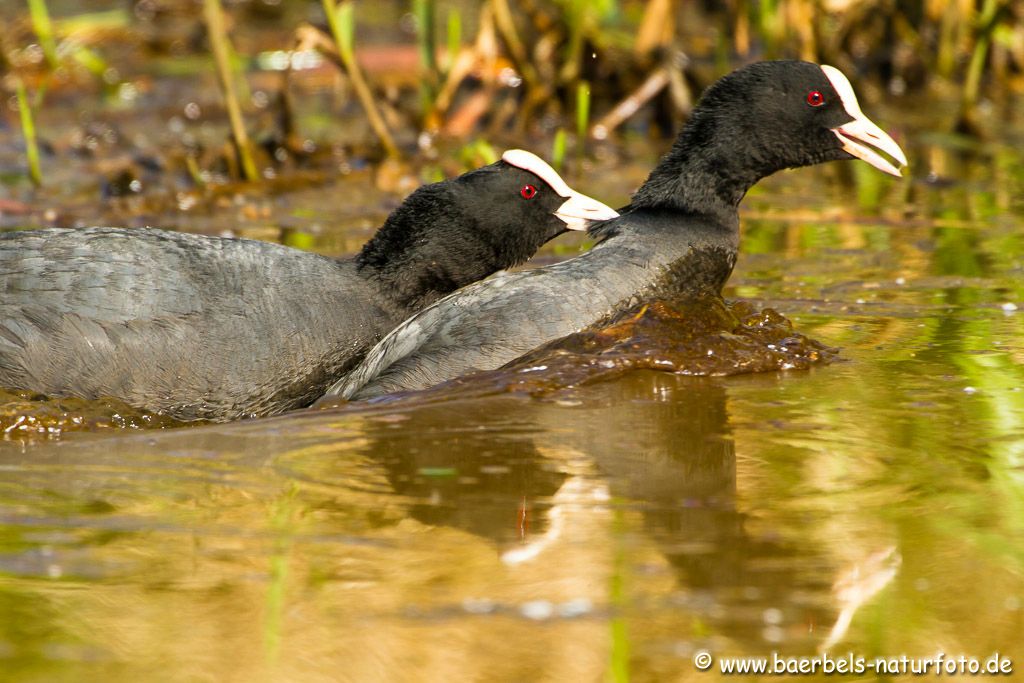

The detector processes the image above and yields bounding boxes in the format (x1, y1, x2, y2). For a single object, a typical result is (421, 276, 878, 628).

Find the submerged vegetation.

(0, 0, 1021, 193)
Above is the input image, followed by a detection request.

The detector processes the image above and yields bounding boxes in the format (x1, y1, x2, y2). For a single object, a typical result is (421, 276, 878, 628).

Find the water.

(3, 344, 1022, 678)
(2, 38, 1024, 681)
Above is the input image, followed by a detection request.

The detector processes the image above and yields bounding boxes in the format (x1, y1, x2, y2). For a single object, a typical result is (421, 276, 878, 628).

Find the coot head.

(454, 149, 618, 251)
(633, 61, 907, 212)
(358, 150, 617, 309)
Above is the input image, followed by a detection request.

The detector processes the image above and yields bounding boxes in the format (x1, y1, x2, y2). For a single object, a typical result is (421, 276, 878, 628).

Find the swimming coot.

(0, 150, 617, 421)
(323, 61, 907, 401)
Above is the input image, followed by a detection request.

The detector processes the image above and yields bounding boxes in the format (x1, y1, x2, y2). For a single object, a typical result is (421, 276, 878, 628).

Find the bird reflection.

(353, 371, 854, 648)
(354, 399, 567, 546)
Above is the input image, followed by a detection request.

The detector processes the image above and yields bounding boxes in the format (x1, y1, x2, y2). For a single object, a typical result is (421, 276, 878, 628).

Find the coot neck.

(355, 202, 502, 312)
(630, 108, 771, 226)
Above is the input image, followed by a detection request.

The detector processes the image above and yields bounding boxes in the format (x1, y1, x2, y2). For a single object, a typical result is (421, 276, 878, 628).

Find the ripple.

(402, 298, 838, 401)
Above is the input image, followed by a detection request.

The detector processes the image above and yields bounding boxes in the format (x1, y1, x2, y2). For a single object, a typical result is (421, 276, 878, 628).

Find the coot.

(324, 61, 907, 401)
(0, 150, 616, 421)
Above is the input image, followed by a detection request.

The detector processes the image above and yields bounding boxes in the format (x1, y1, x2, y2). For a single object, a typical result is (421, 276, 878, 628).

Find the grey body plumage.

(0, 228, 394, 420)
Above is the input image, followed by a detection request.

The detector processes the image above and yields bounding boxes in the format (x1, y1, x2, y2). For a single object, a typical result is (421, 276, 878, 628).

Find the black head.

(358, 151, 617, 311)
(632, 61, 907, 214)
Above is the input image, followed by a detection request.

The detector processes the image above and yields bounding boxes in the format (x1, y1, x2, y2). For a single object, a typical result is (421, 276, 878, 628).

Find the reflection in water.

(327, 374, 889, 659)
(355, 402, 568, 547)
(534, 376, 852, 653)
(0, 369, 919, 680)
(820, 546, 901, 652)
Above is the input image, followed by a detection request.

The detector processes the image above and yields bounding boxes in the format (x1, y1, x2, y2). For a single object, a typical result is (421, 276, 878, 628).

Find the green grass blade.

(445, 9, 461, 72)
(414, 0, 438, 113)
(26, 0, 59, 69)
(576, 81, 591, 137)
(576, 81, 591, 164)
(328, 0, 355, 61)
(552, 128, 567, 172)
(15, 79, 43, 187)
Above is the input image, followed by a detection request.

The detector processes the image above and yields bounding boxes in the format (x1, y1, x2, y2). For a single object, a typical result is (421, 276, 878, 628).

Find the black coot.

(324, 61, 908, 401)
(0, 150, 617, 421)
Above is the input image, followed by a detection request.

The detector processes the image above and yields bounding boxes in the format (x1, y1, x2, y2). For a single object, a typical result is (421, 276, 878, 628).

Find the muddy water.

(3, 65, 1024, 679)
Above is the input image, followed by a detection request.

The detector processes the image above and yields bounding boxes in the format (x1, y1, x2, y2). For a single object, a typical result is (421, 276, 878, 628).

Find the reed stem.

(576, 81, 590, 143)
(202, 0, 260, 182)
(445, 10, 461, 73)
(26, 0, 58, 69)
(15, 79, 43, 187)
(551, 129, 567, 172)
(963, 0, 1002, 108)
(322, 0, 400, 158)
(414, 0, 438, 111)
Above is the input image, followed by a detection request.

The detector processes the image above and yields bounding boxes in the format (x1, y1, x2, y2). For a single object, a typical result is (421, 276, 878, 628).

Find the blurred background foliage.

(0, 0, 1021, 191)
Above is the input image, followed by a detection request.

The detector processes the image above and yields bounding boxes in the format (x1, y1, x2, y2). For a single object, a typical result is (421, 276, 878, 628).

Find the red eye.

(806, 90, 825, 107)
(520, 184, 537, 199)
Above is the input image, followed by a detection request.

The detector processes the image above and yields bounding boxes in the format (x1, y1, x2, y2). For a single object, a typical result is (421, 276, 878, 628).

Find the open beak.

(554, 191, 620, 231)
(821, 65, 908, 177)
(833, 117, 908, 177)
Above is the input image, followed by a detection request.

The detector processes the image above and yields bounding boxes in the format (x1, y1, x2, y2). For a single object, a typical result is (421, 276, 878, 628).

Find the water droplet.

(521, 600, 554, 620)
(463, 598, 496, 614)
(251, 90, 269, 109)
(117, 82, 138, 102)
(558, 598, 593, 617)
